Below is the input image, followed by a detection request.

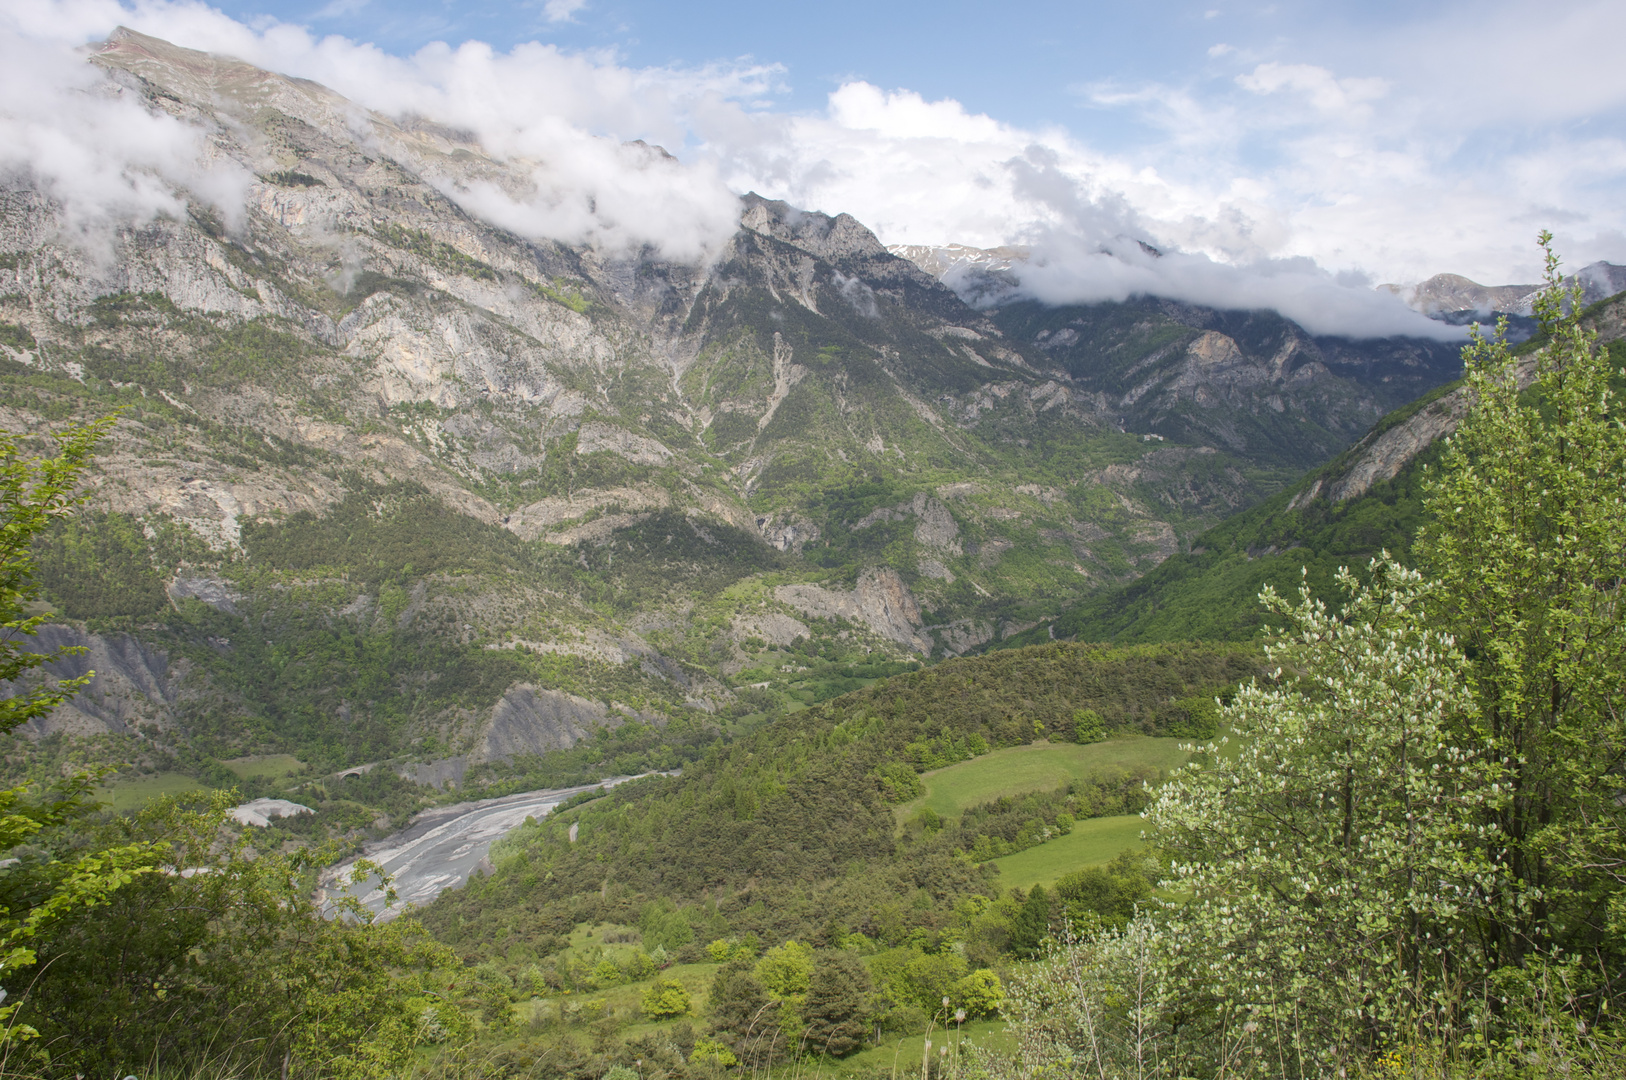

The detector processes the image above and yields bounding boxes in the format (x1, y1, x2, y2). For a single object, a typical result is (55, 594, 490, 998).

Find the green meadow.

(93, 771, 208, 812)
(222, 753, 306, 781)
(899, 737, 1189, 824)
(991, 814, 1149, 890)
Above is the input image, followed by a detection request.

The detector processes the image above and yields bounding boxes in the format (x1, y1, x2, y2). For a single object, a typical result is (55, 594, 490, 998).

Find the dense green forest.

(420, 639, 1251, 960)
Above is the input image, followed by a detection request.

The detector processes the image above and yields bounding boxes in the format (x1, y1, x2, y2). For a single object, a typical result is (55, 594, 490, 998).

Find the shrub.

(641, 977, 692, 1020)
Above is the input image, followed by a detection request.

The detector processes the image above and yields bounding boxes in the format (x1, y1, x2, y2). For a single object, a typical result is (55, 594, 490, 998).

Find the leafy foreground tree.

(16, 792, 465, 1079)
(1418, 237, 1626, 994)
(0, 418, 160, 1043)
(0, 421, 473, 1078)
(984, 242, 1626, 1079)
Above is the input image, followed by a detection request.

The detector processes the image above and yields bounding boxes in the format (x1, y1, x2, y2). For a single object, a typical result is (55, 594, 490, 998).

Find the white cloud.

(313, 0, 370, 19)
(2, 0, 1622, 335)
(1235, 63, 1388, 118)
(541, 0, 587, 23)
(0, 0, 772, 261)
(0, 7, 252, 242)
(978, 239, 1461, 340)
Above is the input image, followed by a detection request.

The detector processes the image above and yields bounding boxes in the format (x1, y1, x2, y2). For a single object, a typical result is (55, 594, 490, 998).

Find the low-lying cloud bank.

(1, 0, 756, 261)
(958, 238, 1463, 341)
(1, 0, 1615, 341)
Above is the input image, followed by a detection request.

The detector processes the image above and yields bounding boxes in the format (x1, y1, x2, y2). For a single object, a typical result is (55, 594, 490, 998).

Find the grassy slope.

(891, 741, 1177, 892)
(92, 771, 206, 811)
(991, 816, 1149, 891)
(897, 739, 1188, 822)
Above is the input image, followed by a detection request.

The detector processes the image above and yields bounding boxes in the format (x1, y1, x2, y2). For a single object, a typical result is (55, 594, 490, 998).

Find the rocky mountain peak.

(1380, 261, 1626, 318)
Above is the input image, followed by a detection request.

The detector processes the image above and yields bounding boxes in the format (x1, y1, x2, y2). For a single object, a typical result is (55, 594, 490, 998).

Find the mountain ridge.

(0, 29, 1471, 795)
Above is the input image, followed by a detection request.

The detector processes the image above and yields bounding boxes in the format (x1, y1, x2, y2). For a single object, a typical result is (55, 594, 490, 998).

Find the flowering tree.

(989, 239, 1626, 1077)
(1417, 234, 1626, 988)
(1147, 563, 1496, 1072)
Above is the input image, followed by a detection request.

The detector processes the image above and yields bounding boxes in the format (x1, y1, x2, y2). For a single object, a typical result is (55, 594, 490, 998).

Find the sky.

(3, 0, 1625, 338)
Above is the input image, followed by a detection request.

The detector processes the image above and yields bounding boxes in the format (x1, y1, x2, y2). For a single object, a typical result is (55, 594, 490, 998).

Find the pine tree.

(799, 950, 873, 1058)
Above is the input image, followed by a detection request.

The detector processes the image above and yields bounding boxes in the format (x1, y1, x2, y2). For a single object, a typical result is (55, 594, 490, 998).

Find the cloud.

(969, 239, 1462, 340)
(313, 0, 370, 19)
(1, 0, 1621, 337)
(541, 0, 586, 23)
(0, 0, 776, 261)
(0, 7, 252, 242)
(1235, 63, 1388, 118)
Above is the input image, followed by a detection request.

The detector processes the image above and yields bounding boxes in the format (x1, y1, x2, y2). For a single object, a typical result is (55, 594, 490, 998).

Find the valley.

(2, 23, 1623, 1080)
(0, 30, 1475, 816)
(322, 774, 654, 920)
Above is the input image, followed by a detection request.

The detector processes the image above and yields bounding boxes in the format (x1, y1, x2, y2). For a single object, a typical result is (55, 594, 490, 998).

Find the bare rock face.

(576, 423, 674, 467)
(852, 492, 961, 555)
(505, 485, 673, 541)
(909, 494, 962, 554)
(775, 568, 931, 653)
(167, 575, 241, 614)
(754, 513, 820, 554)
(731, 612, 810, 647)
(10, 625, 180, 737)
(930, 617, 995, 656)
(1318, 356, 1538, 504)
(468, 684, 622, 764)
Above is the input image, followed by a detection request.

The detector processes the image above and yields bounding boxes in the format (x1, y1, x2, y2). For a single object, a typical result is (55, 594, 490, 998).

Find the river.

(320, 775, 650, 920)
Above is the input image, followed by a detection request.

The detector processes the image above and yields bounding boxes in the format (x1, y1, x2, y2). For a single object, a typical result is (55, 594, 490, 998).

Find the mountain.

(0, 29, 1466, 792)
(1381, 262, 1626, 317)
(891, 245, 1468, 469)
(1011, 289, 1626, 647)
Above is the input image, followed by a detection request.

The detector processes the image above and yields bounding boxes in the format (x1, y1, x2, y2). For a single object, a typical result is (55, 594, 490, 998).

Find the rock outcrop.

(775, 568, 931, 653)
(468, 684, 622, 764)
(10, 625, 181, 737)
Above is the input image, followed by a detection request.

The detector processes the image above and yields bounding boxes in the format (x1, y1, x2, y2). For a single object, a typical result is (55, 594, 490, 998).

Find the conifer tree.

(799, 950, 873, 1058)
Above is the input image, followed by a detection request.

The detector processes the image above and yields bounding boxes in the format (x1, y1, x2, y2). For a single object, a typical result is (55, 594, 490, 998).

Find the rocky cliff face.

(0, 29, 1477, 778)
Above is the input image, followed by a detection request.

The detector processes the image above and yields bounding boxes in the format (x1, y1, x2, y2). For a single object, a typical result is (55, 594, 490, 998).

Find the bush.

(1072, 707, 1105, 743)
(951, 968, 1004, 1019)
(641, 977, 692, 1020)
(755, 939, 813, 998)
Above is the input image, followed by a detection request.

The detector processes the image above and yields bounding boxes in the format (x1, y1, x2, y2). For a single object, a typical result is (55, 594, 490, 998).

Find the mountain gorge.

(3, 29, 1476, 794)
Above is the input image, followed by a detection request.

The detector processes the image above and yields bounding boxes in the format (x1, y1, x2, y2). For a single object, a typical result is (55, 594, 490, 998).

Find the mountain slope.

(1013, 291, 1626, 646)
(0, 29, 1466, 792)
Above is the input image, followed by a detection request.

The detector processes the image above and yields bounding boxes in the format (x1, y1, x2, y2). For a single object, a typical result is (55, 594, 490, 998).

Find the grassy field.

(990, 814, 1148, 891)
(223, 753, 306, 781)
(93, 771, 208, 811)
(803, 1018, 1013, 1077)
(898, 738, 1189, 825)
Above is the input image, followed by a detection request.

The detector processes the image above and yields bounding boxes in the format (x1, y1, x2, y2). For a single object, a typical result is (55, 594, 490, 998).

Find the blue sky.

(211, 1, 1408, 145)
(5, 0, 1626, 333)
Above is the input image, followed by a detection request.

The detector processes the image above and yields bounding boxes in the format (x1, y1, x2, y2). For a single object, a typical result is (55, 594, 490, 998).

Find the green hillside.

(896, 739, 1188, 822)
(418, 639, 1255, 961)
(1019, 305, 1626, 646)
